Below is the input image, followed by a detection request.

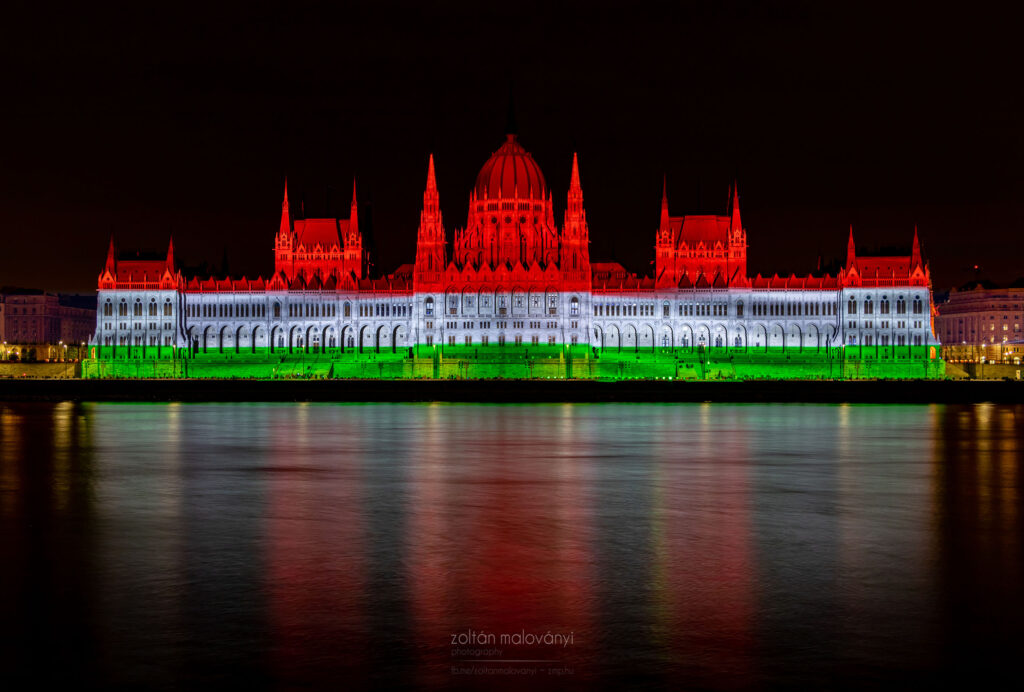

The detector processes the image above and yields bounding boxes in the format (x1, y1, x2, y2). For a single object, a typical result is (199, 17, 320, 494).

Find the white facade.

(93, 286, 938, 353)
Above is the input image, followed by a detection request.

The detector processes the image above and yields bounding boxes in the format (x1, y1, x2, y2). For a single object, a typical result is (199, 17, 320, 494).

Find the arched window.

(570, 296, 580, 316)
(149, 300, 157, 317)
(912, 297, 923, 314)
(864, 298, 873, 315)
(103, 300, 113, 317)
(133, 300, 143, 316)
(273, 303, 281, 318)
(897, 296, 907, 314)
(163, 300, 172, 316)
(736, 301, 744, 317)
(344, 302, 351, 317)
(880, 297, 890, 314)
(847, 297, 857, 315)
(425, 297, 434, 316)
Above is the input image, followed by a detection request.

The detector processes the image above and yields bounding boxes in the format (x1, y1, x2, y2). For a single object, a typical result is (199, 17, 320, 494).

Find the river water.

(0, 402, 1021, 689)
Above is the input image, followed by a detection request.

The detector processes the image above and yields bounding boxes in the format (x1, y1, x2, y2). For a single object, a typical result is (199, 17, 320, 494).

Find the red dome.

(475, 134, 547, 200)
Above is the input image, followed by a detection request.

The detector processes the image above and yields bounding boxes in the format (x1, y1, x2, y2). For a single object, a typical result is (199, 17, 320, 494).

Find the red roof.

(294, 218, 345, 250)
(475, 134, 547, 200)
(855, 256, 912, 276)
(674, 215, 731, 246)
(114, 259, 167, 282)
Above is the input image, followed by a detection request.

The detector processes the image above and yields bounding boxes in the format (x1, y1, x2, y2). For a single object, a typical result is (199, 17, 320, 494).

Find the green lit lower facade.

(82, 343, 944, 380)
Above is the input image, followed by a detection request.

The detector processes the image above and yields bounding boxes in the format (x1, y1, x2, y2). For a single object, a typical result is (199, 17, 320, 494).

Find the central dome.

(475, 134, 547, 200)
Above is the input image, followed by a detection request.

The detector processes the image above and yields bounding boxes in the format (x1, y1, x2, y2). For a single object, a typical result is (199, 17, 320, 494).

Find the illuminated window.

(571, 297, 580, 316)
(425, 297, 434, 316)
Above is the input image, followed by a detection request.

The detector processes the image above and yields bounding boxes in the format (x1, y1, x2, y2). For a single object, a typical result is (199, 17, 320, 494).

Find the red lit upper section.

(457, 133, 559, 271)
(474, 134, 547, 201)
(416, 139, 586, 292)
(274, 179, 367, 283)
(98, 236, 182, 290)
(842, 225, 930, 288)
(94, 131, 931, 298)
(655, 182, 747, 289)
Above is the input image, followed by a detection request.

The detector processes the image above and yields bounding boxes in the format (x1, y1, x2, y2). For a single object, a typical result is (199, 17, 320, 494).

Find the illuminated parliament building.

(87, 125, 943, 379)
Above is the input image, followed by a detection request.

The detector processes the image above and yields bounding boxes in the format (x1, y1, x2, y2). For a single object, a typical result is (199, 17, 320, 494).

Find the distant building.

(0, 288, 96, 360)
(935, 281, 1024, 364)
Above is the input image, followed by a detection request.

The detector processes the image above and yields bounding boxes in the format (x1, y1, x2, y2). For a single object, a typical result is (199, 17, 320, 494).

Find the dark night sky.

(1, 0, 1021, 292)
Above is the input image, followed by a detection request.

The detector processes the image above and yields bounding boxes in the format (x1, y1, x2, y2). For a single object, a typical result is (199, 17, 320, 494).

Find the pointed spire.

(279, 179, 291, 237)
(730, 180, 741, 231)
(166, 235, 175, 270)
(570, 152, 581, 191)
(660, 175, 670, 230)
(349, 177, 358, 234)
(105, 235, 116, 271)
(426, 153, 437, 192)
(911, 225, 922, 266)
(846, 224, 856, 267)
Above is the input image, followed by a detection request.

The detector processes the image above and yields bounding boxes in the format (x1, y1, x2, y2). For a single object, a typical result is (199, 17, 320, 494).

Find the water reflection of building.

(933, 404, 1023, 682)
(0, 402, 99, 683)
(406, 405, 594, 686)
(265, 405, 369, 684)
(650, 404, 754, 687)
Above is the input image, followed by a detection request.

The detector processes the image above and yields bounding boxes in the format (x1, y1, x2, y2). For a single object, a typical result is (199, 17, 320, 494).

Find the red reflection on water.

(406, 406, 594, 688)
(265, 411, 368, 684)
(651, 407, 754, 686)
